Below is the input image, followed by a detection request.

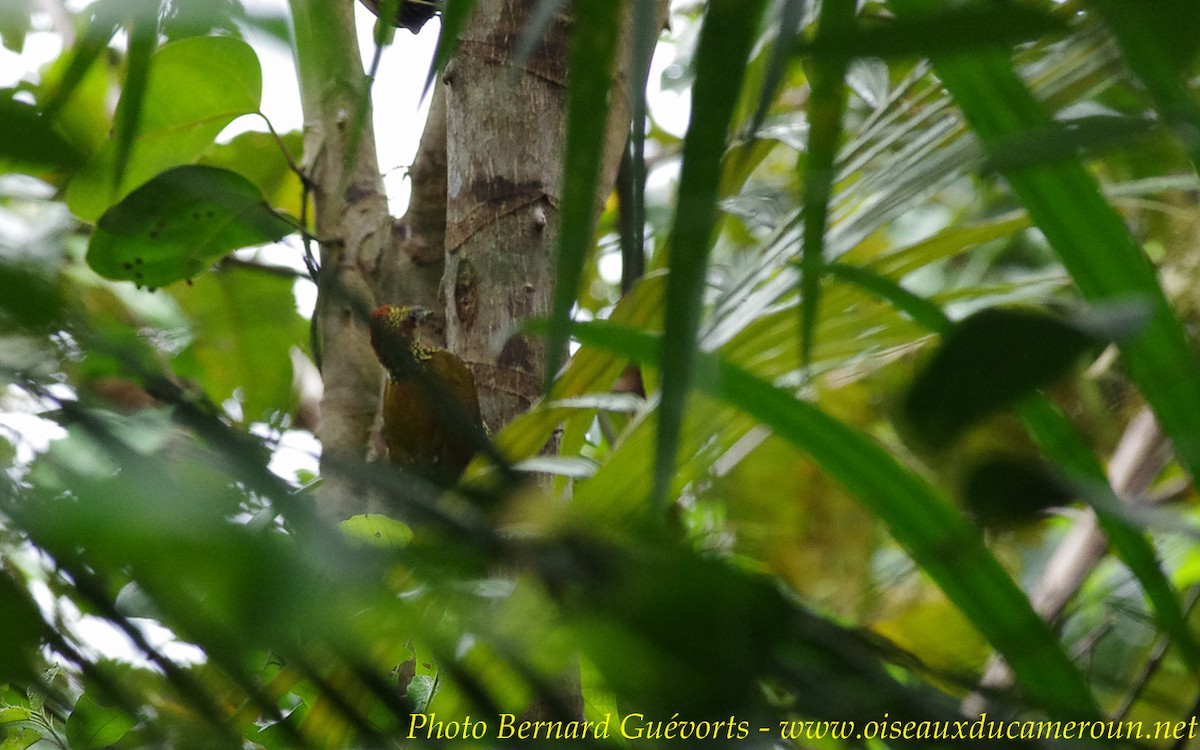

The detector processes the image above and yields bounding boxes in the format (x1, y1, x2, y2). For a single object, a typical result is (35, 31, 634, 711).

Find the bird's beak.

(409, 306, 433, 324)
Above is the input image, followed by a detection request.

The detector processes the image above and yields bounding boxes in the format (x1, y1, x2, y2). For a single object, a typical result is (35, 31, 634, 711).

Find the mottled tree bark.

(437, 0, 669, 722)
(441, 0, 654, 434)
(439, 0, 577, 720)
(441, 1, 567, 429)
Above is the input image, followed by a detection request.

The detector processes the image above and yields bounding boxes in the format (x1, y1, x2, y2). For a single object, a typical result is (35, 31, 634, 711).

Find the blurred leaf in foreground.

(962, 455, 1074, 529)
(903, 303, 1148, 448)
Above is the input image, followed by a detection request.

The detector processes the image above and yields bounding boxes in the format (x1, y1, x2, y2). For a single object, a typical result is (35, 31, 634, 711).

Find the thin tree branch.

(964, 406, 1178, 714)
(1115, 584, 1200, 720)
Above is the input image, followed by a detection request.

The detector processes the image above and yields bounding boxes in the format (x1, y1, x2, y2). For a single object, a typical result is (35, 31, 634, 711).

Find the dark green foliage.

(657, 0, 769, 507)
(0, 573, 45, 686)
(904, 308, 1104, 448)
(88, 166, 295, 289)
(5, 0, 1200, 746)
(546, 0, 623, 391)
(962, 456, 1073, 528)
(0, 263, 62, 332)
(0, 96, 86, 171)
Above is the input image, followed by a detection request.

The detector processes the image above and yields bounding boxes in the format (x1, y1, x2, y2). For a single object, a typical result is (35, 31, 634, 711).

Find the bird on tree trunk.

(368, 305, 483, 484)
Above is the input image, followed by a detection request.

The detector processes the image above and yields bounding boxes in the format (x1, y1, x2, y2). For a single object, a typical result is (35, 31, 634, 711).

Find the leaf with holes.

(87, 165, 295, 288)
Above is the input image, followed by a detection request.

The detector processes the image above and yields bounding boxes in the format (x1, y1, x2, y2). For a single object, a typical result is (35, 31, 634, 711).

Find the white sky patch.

(597, 250, 623, 286)
(646, 33, 691, 138)
(356, 13, 440, 216)
(0, 29, 63, 88)
(72, 612, 207, 667)
(0, 385, 67, 469)
(0, 410, 64, 467)
(259, 424, 322, 484)
(26, 563, 206, 668)
(293, 273, 317, 318)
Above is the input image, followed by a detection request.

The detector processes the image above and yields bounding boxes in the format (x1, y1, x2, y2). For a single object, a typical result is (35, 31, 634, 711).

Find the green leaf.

(826, 261, 951, 334)
(830, 261, 1200, 671)
(544, 393, 644, 413)
(903, 307, 1133, 449)
(87, 165, 295, 289)
(657, 0, 769, 507)
(980, 115, 1160, 174)
(114, 581, 163, 621)
(0, 0, 33, 52)
(512, 455, 598, 479)
(574, 540, 956, 721)
(171, 265, 307, 423)
(33, 39, 115, 161)
(0, 725, 41, 750)
(621, 0, 661, 297)
(40, 2, 123, 121)
(797, 4, 1066, 60)
(962, 456, 1073, 528)
(0, 706, 35, 723)
(64, 693, 137, 750)
(838, 254, 1200, 675)
(0, 573, 44, 685)
(568, 319, 1100, 719)
(0, 95, 86, 171)
(0, 262, 62, 331)
(67, 35, 263, 221)
(798, 0, 856, 367)
(887, 0, 1200, 491)
(1086, 0, 1200, 173)
(1017, 396, 1200, 674)
(546, 0, 622, 389)
(340, 514, 414, 548)
(487, 273, 665, 478)
(745, 0, 807, 137)
(200, 130, 306, 217)
(110, 0, 159, 190)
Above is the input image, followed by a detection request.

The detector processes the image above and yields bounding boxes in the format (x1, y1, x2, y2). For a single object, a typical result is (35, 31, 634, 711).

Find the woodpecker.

(358, 0, 441, 33)
(368, 305, 482, 483)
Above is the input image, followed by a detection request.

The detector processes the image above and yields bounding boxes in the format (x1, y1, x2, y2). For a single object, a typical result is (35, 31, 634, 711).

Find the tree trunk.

(441, 0, 656, 433)
(441, 1, 568, 429)
(298, 0, 668, 721)
(292, 0, 394, 521)
(439, 0, 576, 720)
(436, 0, 668, 722)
